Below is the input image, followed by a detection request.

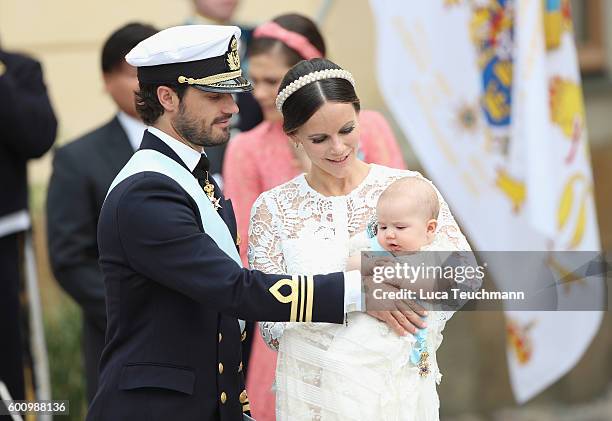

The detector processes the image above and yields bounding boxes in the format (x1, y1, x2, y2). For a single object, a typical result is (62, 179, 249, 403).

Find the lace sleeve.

(248, 193, 288, 351)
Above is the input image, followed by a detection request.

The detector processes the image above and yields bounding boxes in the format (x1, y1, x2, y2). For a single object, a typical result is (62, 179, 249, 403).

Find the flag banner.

(369, 0, 602, 403)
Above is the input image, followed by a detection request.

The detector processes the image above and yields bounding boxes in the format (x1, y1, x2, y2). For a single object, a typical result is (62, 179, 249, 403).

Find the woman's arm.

(248, 194, 289, 351)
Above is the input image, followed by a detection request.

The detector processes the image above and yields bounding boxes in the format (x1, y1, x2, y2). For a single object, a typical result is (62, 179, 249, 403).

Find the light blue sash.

(107, 149, 245, 331)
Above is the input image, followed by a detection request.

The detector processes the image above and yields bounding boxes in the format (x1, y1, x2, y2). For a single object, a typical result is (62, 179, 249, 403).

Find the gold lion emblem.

(227, 37, 240, 71)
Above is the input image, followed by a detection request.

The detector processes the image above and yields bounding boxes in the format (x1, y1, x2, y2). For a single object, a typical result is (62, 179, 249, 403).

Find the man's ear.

(157, 85, 180, 113)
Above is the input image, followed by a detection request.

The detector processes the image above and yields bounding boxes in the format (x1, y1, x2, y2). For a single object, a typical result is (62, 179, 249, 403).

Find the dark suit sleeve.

(47, 147, 106, 330)
(115, 174, 345, 323)
(0, 53, 57, 159)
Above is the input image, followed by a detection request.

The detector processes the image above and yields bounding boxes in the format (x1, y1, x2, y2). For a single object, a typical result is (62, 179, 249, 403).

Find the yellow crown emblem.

(227, 37, 240, 71)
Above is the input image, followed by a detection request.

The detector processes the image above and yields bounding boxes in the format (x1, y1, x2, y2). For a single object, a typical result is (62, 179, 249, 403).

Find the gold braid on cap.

(178, 69, 243, 86)
(275, 68, 356, 112)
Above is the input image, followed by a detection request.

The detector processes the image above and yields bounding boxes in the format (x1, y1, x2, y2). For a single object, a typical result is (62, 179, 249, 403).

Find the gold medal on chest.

(203, 177, 222, 211)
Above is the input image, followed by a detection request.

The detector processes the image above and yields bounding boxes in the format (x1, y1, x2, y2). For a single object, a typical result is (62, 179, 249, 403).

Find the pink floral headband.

(253, 21, 323, 60)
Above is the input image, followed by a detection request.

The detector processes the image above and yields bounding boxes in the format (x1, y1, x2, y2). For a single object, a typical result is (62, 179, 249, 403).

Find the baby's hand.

(346, 254, 361, 271)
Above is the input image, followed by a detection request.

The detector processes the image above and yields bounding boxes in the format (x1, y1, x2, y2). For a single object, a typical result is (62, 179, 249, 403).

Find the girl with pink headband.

(222, 14, 406, 421)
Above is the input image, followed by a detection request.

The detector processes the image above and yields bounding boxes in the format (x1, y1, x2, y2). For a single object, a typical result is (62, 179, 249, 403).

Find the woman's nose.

(329, 136, 344, 154)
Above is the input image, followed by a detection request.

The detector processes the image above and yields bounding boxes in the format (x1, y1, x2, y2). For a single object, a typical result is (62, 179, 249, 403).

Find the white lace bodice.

(248, 164, 472, 420)
(249, 165, 471, 340)
(248, 164, 469, 274)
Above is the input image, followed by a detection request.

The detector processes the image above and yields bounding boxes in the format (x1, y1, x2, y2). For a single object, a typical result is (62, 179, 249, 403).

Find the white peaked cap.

(125, 25, 252, 94)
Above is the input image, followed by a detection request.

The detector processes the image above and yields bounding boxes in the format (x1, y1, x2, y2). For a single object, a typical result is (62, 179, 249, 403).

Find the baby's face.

(376, 198, 434, 252)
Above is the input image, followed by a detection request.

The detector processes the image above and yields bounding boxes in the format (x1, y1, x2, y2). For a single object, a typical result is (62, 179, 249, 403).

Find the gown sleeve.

(248, 193, 289, 351)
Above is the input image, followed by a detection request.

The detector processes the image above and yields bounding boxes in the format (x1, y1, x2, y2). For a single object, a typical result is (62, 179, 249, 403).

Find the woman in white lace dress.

(248, 58, 472, 420)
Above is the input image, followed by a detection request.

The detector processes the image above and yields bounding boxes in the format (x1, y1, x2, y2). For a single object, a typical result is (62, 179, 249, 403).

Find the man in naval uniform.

(86, 25, 422, 421)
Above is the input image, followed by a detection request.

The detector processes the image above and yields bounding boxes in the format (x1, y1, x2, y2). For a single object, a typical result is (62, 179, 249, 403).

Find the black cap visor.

(191, 75, 253, 93)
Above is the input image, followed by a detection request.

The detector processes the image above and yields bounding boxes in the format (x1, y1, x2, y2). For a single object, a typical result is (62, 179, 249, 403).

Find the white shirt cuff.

(343, 270, 362, 313)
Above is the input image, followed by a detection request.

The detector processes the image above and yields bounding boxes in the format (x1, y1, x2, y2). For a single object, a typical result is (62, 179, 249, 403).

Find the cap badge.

(227, 37, 241, 71)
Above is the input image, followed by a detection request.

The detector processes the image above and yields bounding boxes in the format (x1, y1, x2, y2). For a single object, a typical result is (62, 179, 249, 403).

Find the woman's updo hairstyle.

(278, 58, 361, 134)
(249, 13, 326, 66)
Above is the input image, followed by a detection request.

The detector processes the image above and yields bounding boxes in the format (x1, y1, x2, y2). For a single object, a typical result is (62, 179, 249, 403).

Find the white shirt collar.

(116, 111, 146, 151)
(147, 126, 203, 172)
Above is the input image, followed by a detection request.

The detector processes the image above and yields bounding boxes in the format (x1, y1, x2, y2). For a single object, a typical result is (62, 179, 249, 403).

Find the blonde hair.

(378, 177, 440, 220)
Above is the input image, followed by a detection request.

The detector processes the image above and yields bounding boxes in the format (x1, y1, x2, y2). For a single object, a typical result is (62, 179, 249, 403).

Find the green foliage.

(44, 298, 87, 420)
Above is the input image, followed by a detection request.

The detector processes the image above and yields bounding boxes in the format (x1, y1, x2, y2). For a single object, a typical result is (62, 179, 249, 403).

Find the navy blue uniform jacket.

(87, 131, 345, 421)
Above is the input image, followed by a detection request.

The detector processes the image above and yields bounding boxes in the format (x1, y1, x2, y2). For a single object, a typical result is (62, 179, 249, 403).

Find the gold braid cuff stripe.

(269, 275, 314, 322)
(306, 275, 314, 323)
(178, 69, 242, 86)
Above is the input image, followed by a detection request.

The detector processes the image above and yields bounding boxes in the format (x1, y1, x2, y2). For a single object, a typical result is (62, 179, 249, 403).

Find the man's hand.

(362, 274, 427, 336)
(367, 310, 427, 336)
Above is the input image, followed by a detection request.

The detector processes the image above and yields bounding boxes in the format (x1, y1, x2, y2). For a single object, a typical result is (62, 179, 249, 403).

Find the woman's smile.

(325, 152, 351, 165)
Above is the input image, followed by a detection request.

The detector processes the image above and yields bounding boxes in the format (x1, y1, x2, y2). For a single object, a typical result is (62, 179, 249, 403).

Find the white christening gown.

(248, 164, 472, 421)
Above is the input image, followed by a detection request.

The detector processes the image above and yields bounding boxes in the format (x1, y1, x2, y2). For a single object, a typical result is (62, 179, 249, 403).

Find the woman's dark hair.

(135, 83, 188, 125)
(279, 58, 360, 134)
(249, 13, 326, 67)
(101, 22, 158, 74)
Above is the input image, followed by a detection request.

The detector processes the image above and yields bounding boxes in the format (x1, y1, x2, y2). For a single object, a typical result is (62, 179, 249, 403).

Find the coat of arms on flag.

(370, 0, 602, 403)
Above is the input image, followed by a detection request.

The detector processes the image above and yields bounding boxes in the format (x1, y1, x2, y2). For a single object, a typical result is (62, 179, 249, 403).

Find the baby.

(347, 176, 442, 269)
(321, 177, 448, 416)
(374, 176, 439, 251)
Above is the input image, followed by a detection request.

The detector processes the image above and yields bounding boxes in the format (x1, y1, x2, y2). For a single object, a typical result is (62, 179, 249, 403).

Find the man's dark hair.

(135, 83, 189, 125)
(101, 22, 158, 74)
(279, 58, 360, 134)
(249, 13, 326, 67)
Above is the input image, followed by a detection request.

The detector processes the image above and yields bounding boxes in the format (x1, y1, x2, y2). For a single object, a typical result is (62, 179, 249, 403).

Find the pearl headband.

(275, 68, 356, 112)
